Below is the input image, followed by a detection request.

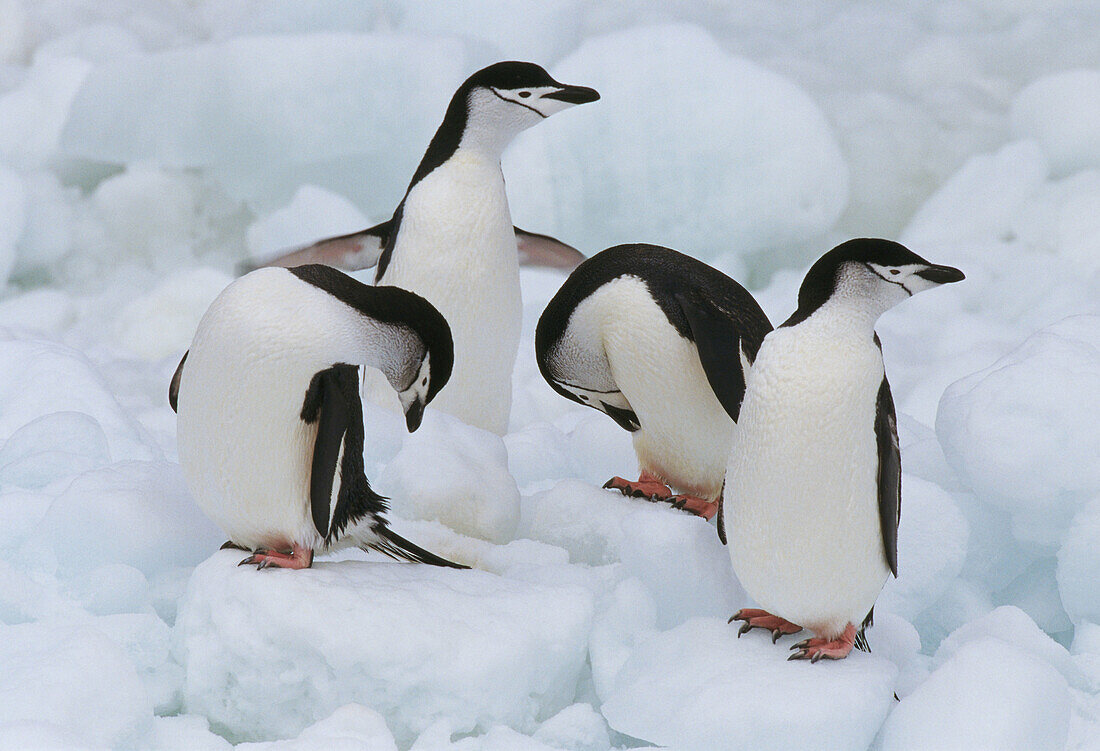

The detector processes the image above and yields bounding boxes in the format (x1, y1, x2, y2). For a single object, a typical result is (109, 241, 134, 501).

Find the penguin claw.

(731, 609, 802, 642)
(786, 624, 858, 662)
(237, 545, 314, 570)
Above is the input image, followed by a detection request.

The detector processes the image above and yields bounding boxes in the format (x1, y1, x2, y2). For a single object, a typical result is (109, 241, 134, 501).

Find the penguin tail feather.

(854, 608, 874, 653)
(367, 526, 469, 569)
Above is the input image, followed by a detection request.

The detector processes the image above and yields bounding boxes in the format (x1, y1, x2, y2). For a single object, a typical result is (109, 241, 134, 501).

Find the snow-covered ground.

(1, 1, 1099, 749)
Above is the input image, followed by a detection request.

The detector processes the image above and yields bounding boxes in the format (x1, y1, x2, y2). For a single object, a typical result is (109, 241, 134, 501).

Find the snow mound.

(30, 460, 224, 577)
(878, 475, 968, 622)
(59, 33, 471, 213)
(0, 164, 25, 286)
(505, 23, 848, 270)
(115, 267, 231, 360)
(600, 617, 897, 751)
(1058, 499, 1100, 628)
(175, 551, 594, 745)
(933, 606, 1086, 690)
(236, 704, 398, 751)
(936, 315, 1100, 546)
(519, 480, 742, 628)
(901, 140, 1049, 248)
(1012, 69, 1100, 178)
(879, 638, 1071, 751)
(0, 622, 152, 748)
(0, 337, 158, 464)
(378, 412, 521, 545)
(0, 410, 108, 489)
(245, 184, 369, 262)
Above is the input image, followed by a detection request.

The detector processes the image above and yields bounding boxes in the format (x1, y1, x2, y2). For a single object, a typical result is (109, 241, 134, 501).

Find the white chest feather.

(380, 152, 520, 434)
(176, 270, 376, 551)
(570, 277, 734, 498)
(725, 311, 890, 635)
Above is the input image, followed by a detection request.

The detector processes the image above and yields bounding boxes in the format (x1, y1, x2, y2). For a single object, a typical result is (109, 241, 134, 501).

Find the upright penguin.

(248, 62, 599, 435)
(172, 264, 463, 570)
(536, 244, 772, 520)
(724, 239, 964, 660)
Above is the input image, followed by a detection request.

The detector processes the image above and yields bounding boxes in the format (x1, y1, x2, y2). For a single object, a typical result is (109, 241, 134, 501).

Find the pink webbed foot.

(603, 470, 672, 501)
(238, 545, 315, 570)
(789, 623, 858, 662)
(729, 608, 803, 643)
(669, 495, 719, 520)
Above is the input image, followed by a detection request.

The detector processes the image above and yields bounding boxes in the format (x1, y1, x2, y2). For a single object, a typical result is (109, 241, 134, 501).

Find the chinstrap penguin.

(724, 238, 963, 660)
(536, 244, 772, 521)
(247, 61, 599, 435)
(171, 264, 464, 570)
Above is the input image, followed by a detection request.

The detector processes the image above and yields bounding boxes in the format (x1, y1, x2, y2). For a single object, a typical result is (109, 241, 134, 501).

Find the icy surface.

(1, 2, 1099, 749)
(879, 638, 1071, 751)
(506, 23, 849, 273)
(175, 551, 594, 745)
(601, 618, 897, 751)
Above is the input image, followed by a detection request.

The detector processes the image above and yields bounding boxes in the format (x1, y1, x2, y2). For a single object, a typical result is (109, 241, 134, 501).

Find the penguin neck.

(408, 88, 514, 192)
(797, 293, 884, 341)
(359, 319, 417, 391)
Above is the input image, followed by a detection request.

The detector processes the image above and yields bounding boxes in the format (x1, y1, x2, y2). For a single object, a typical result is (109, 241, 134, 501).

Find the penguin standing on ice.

(536, 244, 772, 520)
(725, 239, 964, 660)
(248, 62, 600, 435)
(171, 264, 463, 570)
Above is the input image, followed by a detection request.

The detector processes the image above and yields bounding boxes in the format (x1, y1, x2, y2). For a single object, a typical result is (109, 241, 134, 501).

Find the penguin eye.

(889, 269, 900, 275)
(421, 377, 428, 387)
(518, 91, 531, 98)
(579, 394, 589, 401)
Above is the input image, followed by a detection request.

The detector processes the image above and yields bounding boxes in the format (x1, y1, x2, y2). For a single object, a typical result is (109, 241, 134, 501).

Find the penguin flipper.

(875, 374, 901, 578)
(237, 220, 393, 275)
(675, 292, 749, 422)
(301, 364, 387, 542)
(514, 226, 586, 271)
(168, 351, 188, 413)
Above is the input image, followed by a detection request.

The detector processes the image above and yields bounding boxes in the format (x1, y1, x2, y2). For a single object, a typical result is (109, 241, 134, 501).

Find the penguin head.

(786, 238, 965, 325)
(374, 287, 453, 432)
(456, 61, 599, 151)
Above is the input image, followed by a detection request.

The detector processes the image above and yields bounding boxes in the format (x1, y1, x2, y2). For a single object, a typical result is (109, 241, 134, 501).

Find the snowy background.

(1, 1, 1099, 749)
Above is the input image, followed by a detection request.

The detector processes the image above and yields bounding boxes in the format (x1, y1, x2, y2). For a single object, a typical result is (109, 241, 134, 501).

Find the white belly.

(176, 269, 374, 551)
(379, 154, 521, 435)
(594, 278, 734, 498)
(725, 325, 890, 637)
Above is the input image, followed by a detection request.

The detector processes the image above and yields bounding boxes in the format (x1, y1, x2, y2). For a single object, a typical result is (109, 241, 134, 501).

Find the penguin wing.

(514, 226, 586, 271)
(237, 220, 393, 275)
(168, 351, 187, 413)
(300, 363, 387, 542)
(875, 374, 901, 577)
(675, 292, 750, 422)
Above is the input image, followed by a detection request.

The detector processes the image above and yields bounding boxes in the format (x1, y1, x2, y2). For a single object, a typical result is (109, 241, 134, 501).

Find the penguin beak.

(914, 264, 966, 284)
(543, 85, 600, 105)
(404, 399, 425, 432)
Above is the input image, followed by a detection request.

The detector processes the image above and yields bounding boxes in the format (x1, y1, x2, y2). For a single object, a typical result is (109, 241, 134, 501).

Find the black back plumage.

(536, 243, 773, 423)
(289, 264, 452, 401)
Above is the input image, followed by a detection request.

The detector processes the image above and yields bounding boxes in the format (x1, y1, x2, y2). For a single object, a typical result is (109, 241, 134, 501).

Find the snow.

(879, 638, 1072, 751)
(377, 412, 522, 545)
(245, 184, 369, 263)
(1012, 69, 1100, 178)
(0, 622, 152, 748)
(1, 2, 1099, 749)
(175, 551, 594, 745)
(505, 23, 849, 274)
(936, 315, 1100, 546)
(600, 618, 897, 751)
